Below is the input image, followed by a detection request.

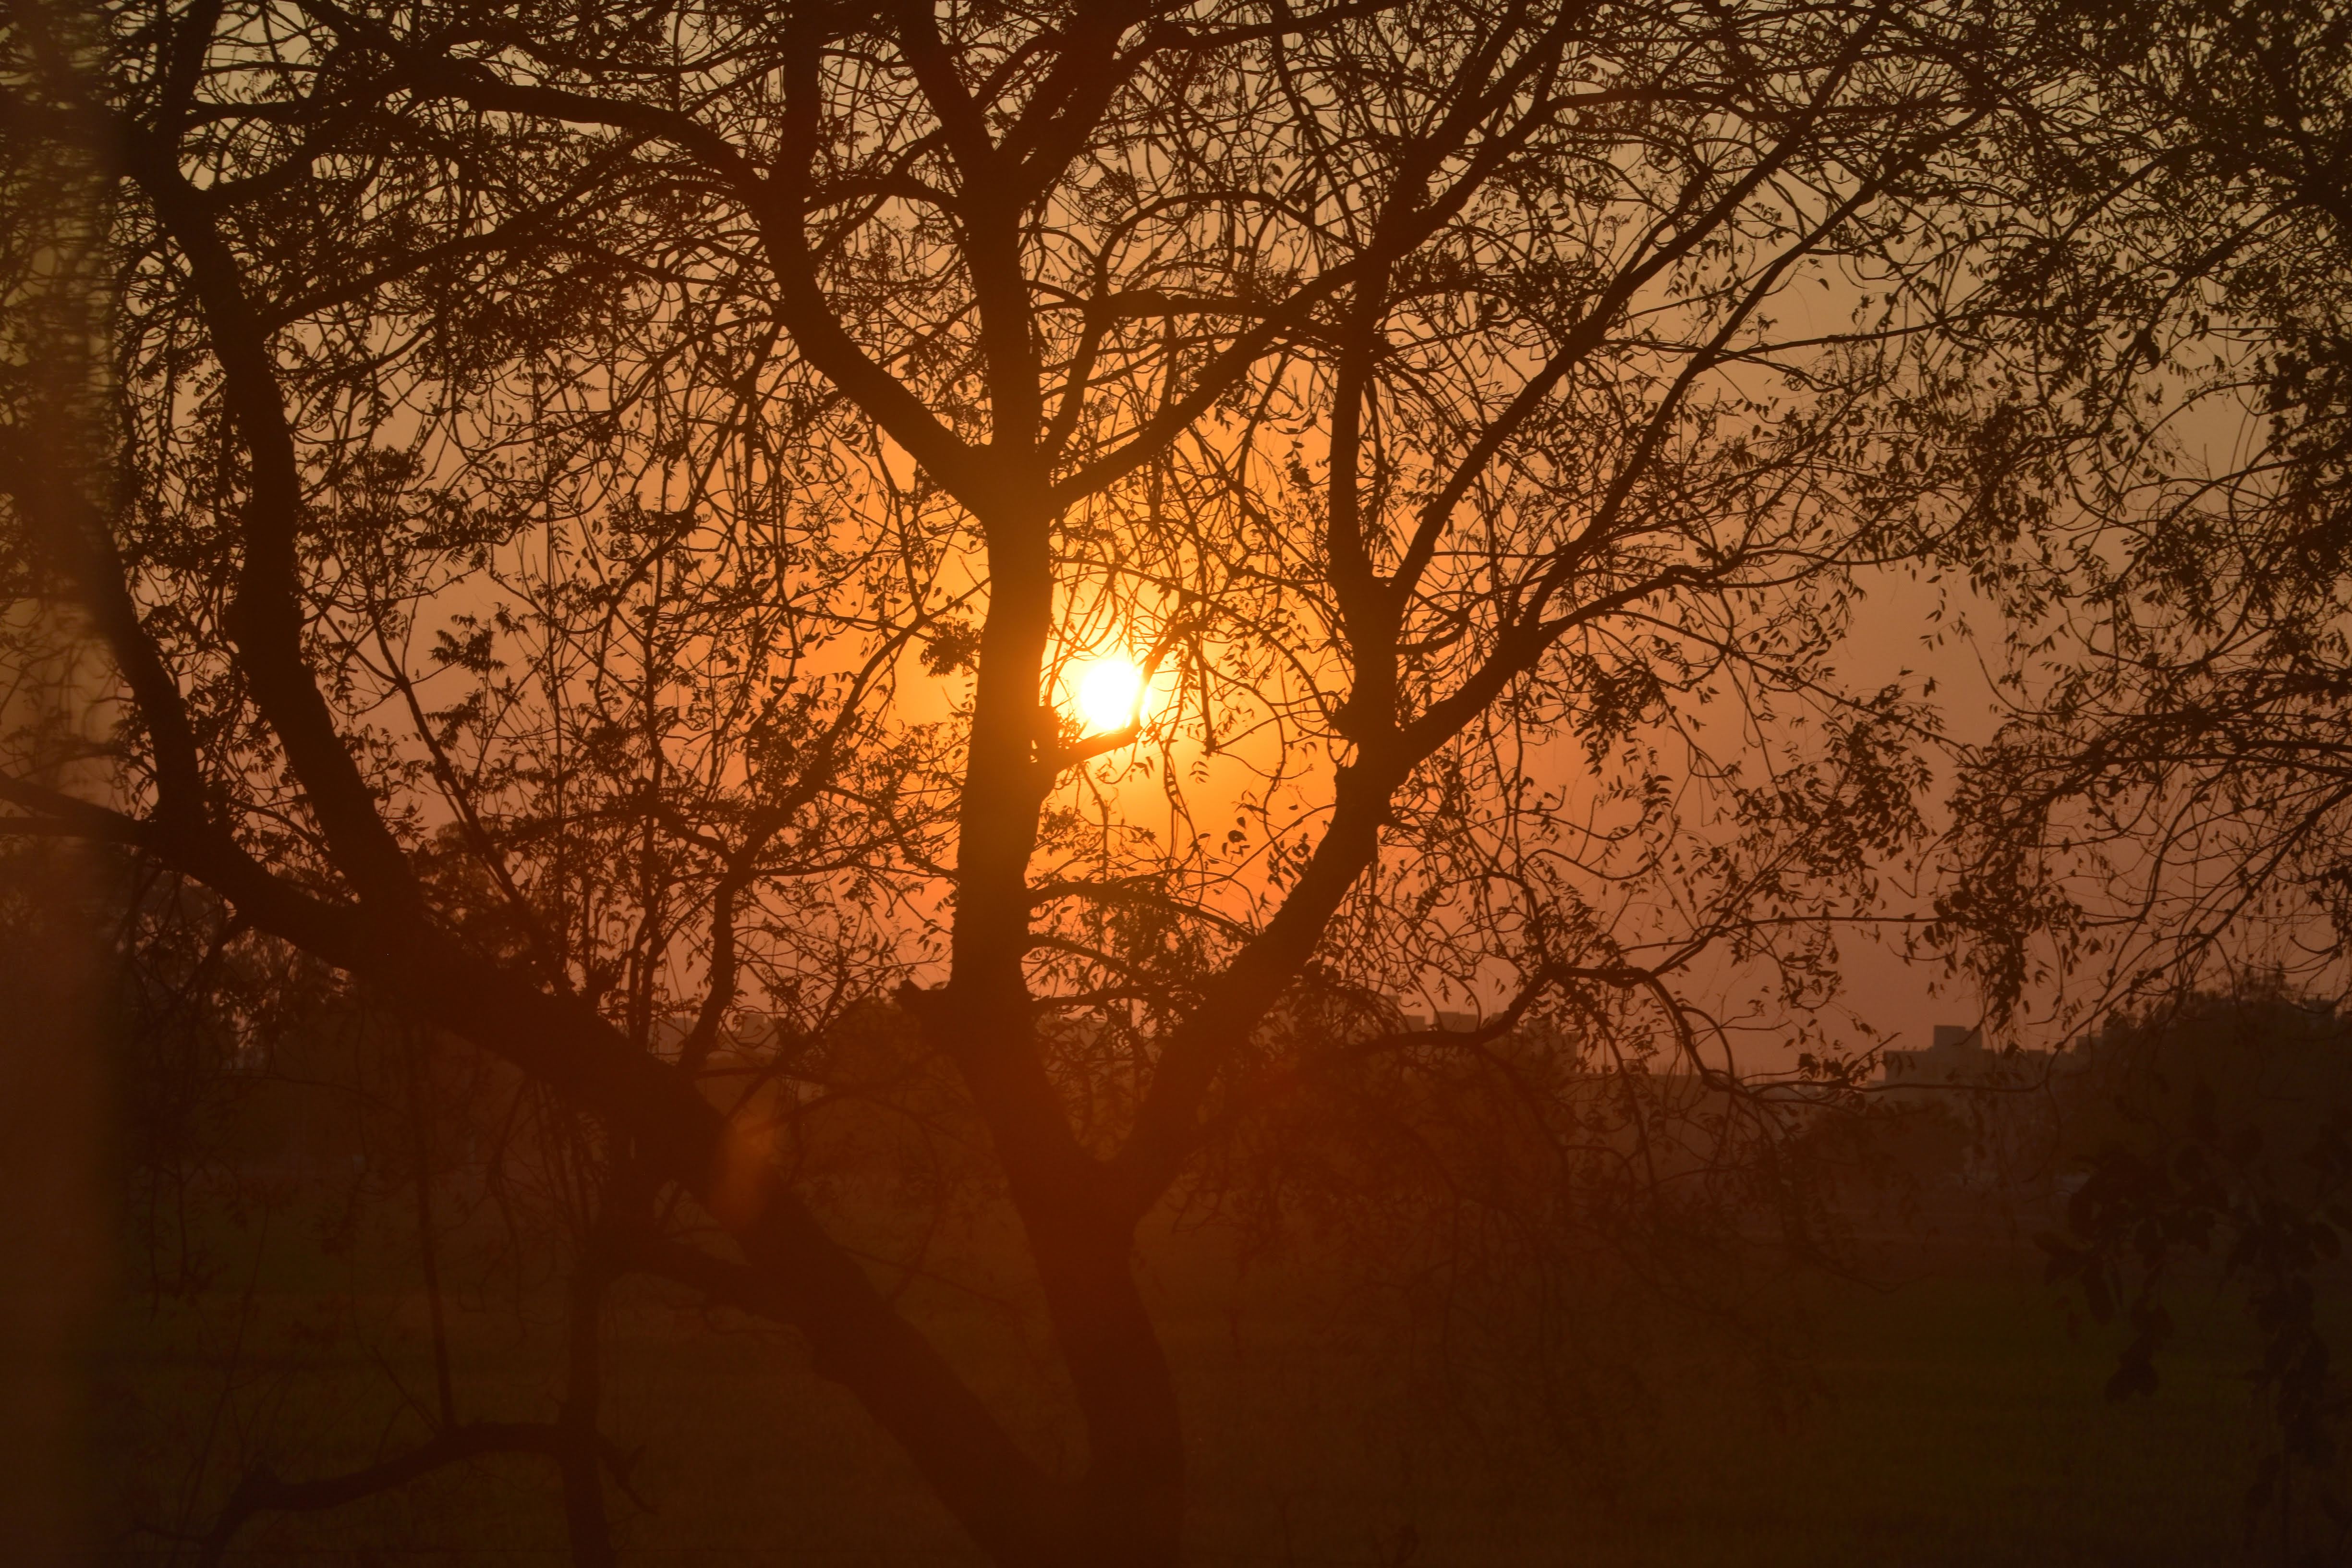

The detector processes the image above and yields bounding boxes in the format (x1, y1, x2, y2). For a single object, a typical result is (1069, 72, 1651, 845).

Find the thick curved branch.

(196, 1422, 630, 1568)
(301, 6, 992, 508)
(122, 127, 419, 906)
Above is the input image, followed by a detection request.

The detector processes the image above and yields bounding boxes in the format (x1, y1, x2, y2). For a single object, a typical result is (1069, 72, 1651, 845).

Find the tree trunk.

(1041, 1220, 1184, 1568)
(560, 1264, 617, 1568)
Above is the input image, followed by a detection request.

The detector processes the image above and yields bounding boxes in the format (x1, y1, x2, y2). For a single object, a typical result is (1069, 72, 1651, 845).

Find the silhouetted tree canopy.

(1934, 0, 2352, 1021)
(0, 0, 2137, 1562)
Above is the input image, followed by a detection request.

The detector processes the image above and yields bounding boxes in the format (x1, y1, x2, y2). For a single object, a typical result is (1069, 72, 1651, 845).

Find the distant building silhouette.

(1880, 1022, 1991, 1089)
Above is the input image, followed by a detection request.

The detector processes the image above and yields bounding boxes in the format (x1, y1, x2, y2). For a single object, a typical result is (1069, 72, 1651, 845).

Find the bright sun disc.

(1071, 656, 1145, 734)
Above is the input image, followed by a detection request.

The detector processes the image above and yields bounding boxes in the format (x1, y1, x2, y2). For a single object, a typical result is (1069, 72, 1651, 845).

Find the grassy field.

(93, 1206, 2328, 1568)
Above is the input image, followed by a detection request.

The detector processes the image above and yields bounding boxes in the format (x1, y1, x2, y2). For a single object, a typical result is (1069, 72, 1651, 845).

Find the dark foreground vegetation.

(97, 1205, 2341, 1567)
(73, 971, 2352, 1566)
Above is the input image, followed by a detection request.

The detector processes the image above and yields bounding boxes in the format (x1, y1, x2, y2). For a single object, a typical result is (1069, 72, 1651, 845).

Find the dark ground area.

(86, 1201, 2327, 1568)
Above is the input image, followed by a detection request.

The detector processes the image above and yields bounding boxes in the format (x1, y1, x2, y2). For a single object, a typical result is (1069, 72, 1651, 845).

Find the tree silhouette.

(1933, 0, 2352, 1022)
(3, 1, 2072, 1562)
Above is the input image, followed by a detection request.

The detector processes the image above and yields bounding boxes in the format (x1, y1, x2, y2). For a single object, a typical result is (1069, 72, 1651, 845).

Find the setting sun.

(1070, 654, 1146, 734)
